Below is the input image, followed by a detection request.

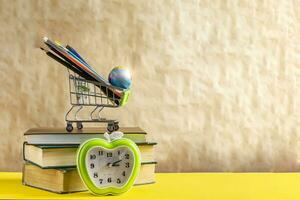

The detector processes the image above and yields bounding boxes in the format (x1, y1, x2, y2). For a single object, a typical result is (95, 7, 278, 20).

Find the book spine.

(22, 142, 27, 162)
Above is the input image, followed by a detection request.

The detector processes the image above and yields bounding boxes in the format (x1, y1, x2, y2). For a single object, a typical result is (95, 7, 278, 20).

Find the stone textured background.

(0, 0, 299, 172)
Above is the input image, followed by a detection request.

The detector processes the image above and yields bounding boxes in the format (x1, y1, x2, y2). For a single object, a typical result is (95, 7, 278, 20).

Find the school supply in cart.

(43, 37, 110, 87)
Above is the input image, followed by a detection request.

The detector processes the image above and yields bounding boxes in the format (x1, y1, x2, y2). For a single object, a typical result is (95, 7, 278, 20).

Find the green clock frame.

(76, 138, 141, 195)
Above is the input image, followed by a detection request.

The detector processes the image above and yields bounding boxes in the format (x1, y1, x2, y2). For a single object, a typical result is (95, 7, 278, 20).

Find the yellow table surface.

(0, 172, 300, 199)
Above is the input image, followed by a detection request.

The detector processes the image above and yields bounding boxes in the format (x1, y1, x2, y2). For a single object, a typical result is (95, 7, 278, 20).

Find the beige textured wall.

(0, 0, 299, 172)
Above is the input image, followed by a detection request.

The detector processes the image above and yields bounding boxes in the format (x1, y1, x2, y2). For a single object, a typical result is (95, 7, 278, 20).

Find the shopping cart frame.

(65, 69, 129, 132)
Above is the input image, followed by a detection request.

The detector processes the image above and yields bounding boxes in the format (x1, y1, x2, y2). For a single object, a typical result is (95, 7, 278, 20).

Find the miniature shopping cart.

(65, 70, 130, 132)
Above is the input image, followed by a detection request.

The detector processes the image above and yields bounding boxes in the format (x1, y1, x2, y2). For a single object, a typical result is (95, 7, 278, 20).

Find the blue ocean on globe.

(108, 66, 132, 90)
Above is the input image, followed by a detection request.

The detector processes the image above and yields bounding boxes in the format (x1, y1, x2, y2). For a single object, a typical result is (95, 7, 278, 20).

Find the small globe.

(108, 66, 132, 90)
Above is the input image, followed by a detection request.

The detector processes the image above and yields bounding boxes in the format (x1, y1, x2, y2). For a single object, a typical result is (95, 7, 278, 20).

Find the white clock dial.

(86, 146, 134, 188)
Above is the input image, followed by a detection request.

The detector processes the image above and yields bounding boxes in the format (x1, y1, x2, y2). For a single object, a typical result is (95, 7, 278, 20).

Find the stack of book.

(22, 127, 157, 193)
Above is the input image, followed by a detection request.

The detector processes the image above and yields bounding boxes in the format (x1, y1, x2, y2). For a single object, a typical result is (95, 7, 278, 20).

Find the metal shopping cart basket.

(65, 70, 130, 132)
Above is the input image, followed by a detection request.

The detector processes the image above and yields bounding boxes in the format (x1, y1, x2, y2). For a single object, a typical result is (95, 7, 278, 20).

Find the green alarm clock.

(76, 132, 141, 195)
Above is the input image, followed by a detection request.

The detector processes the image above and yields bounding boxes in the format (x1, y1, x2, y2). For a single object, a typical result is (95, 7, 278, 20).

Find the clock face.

(77, 138, 141, 195)
(86, 146, 134, 188)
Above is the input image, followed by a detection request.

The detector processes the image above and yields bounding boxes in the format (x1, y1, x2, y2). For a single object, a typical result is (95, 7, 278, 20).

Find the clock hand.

(112, 160, 122, 166)
(107, 160, 122, 167)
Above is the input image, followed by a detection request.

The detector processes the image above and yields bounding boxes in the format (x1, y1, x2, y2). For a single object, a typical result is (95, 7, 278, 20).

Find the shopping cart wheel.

(107, 123, 114, 133)
(66, 123, 73, 132)
(113, 123, 119, 131)
(77, 122, 83, 130)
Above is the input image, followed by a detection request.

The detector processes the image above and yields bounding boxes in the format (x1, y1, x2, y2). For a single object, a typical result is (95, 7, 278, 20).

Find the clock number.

(107, 152, 112, 157)
(93, 172, 98, 178)
(90, 163, 94, 169)
(125, 153, 130, 159)
(107, 177, 112, 183)
(98, 150, 103, 156)
(90, 154, 96, 160)
(125, 162, 130, 168)
(122, 171, 126, 176)
(99, 179, 103, 184)
(117, 178, 121, 184)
